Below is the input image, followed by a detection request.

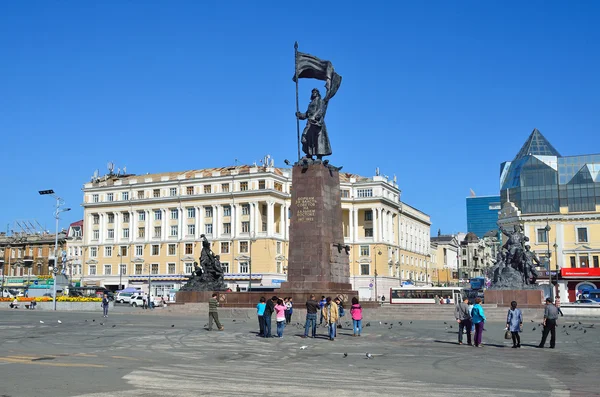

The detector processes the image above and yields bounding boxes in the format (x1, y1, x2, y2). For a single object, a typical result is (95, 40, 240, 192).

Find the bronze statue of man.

(296, 88, 332, 160)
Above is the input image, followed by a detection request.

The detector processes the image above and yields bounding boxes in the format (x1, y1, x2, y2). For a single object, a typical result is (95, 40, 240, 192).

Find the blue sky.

(1, 1, 599, 235)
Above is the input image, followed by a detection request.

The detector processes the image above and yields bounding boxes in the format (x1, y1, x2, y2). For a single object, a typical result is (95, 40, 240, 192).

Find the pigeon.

(568, 325, 572, 328)
(365, 322, 371, 327)
(566, 331, 570, 335)
(530, 320, 534, 322)
(57, 320, 62, 324)
(232, 319, 236, 322)
(39, 320, 44, 324)
(444, 322, 447, 325)
(578, 321, 582, 325)
(366, 353, 373, 359)
(445, 327, 448, 331)
(562, 325, 566, 328)
(92, 319, 95, 322)
(449, 325, 453, 329)
(85, 319, 88, 322)
(398, 322, 402, 325)
(100, 322, 104, 326)
(300, 346, 308, 350)
(591, 324, 595, 328)
(584, 330, 587, 334)
(171, 325, 175, 328)
(384, 322, 388, 325)
(343, 353, 348, 358)
(112, 325, 116, 328)
(379, 321, 382, 325)
(532, 327, 536, 331)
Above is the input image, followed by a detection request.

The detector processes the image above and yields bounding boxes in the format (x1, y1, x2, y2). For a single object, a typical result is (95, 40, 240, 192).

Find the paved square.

(0, 310, 598, 396)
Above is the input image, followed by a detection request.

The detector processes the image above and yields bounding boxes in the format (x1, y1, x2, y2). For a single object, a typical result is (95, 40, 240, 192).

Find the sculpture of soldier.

(499, 224, 527, 269)
(522, 245, 541, 284)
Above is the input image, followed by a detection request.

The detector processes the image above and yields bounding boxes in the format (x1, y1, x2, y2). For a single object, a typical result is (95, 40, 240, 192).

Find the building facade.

(466, 195, 501, 238)
(81, 163, 431, 300)
(459, 231, 500, 280)
(430, 234, 460, 286)
(499, 129, 600, 301)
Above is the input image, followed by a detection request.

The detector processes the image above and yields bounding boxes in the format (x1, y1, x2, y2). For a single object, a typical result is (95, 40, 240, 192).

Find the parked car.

(115, 292, 136, 304)
(574, 299, 600, 304)
(130, 295, 160, 308)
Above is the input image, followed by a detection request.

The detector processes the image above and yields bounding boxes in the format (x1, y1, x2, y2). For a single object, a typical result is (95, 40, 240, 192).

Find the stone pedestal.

(280, 162, 353, 292)
(484, 289, 545, 308)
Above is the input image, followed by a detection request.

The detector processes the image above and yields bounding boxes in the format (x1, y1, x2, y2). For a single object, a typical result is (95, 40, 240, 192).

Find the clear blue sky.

(1, 1, 599, 235)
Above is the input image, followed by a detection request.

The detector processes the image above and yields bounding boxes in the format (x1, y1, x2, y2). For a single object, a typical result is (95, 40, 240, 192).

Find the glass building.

(466, 195, 501, 238)
(500, 128, 600, 214)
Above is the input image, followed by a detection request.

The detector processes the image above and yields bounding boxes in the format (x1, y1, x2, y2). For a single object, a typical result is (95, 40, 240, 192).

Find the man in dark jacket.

(263, 296, 277, 338)
(303, 294, 320, 338)
(455, 297, 472, 345)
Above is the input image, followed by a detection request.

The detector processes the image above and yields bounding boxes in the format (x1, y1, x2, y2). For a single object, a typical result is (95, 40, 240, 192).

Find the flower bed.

(0, 296, 101, 302)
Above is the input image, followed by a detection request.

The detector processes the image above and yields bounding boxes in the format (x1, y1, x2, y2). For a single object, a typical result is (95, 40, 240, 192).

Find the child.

(350, 297, 363, 336)
(274, 298, 287, 338)
(285, 297, 293, 324)
(256, 297, 266, 337)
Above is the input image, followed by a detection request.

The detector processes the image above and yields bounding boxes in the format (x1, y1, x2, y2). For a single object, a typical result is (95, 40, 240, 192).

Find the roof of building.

(431, 235, 457, 243)
(463, 232, 479, 243)
(513, 128, 561, 160)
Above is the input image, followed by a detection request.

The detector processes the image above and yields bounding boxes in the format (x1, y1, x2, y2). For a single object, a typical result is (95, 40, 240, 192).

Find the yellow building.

(81, 162, 431, 300)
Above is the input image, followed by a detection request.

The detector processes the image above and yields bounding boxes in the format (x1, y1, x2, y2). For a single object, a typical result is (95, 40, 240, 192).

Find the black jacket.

(306, 299, 319, 314)
(264, 300, 275, 316)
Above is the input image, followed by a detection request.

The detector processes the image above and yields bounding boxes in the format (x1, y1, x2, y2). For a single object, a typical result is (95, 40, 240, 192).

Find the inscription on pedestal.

(296, 196, 316, 223)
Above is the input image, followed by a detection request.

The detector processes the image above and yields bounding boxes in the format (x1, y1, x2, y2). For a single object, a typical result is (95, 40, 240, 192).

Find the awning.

(561, 268, 600, 278)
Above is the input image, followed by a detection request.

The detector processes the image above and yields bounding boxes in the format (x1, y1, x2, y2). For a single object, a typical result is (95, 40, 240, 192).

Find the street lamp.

(117, 254, 122, 291)
(248, 232, 256, 292)
(545, 220, 552, 301)
(553, 241, 559, 301)
(39, 189, 70, 311)
(374, 249, 382, 302)
(425, 254, 431, 287)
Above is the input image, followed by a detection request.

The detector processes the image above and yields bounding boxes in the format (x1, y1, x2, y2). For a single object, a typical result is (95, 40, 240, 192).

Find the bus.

(469, 277, 486, 290)
(581, 289, 600, 302)
(390, 286, 464, 304)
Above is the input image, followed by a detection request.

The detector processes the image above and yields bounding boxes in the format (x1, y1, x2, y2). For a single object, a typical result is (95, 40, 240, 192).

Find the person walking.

(322, 297, 339, 341)
(263, 296, 277, 338)
(471, 297, 486, 347)
(538, 298, 560, 349)
(256, 297, 266, 337)
(319, 296, 326, 325)
(102, 293, 110, 318)
(455, 296, 472, 345)
(506, 300, 523, 348)
(208, 293, 224, 331)
(350, 297, 363, 337)
(274, 298, 286, 338)
(303, 294, 319, 338)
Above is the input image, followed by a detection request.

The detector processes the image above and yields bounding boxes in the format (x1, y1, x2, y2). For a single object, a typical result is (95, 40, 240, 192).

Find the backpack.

(338, 305, 345, 317)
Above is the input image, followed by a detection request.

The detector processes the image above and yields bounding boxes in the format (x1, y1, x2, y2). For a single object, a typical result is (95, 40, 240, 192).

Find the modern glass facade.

(466, 196, 501, 238)
(500, 129, 600, 214)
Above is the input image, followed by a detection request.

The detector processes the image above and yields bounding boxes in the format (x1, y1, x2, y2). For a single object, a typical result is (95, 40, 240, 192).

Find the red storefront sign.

(561, 268, 600, 278)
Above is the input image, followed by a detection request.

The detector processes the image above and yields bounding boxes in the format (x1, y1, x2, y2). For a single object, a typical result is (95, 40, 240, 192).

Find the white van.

(115, 292, 136, 304)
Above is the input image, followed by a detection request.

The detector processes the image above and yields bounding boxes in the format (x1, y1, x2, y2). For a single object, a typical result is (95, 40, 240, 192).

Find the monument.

(180, 234, 227, 292)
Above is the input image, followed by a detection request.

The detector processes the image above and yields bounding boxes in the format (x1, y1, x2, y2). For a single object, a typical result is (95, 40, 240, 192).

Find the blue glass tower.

(466, 196, 501, 238)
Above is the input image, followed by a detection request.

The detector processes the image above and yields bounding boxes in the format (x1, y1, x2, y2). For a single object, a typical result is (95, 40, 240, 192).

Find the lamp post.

(553, 241, 559, 301)
(425, 254, 431, 287)
(545, 220, 552, 301)
(248, 232, 256, 292)
(374, 249, 382, 302)
(117, 254, 122, 291)
(39, 189, 70, 311)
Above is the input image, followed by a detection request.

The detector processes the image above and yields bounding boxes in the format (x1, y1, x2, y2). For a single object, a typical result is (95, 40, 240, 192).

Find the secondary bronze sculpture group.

(489, 224, 540, 289)
(180, 234, 227, 292)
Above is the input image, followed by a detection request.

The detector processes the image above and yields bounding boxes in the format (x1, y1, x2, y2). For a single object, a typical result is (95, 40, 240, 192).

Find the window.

(239, 261, 249, 273)
(187, 207, 196, 218)
(205, 224, 213, 234)
(242, 222, 250, 233)
(341, 189, 349, 198)
(577, 227, 588, 243)
(135, 264, 142, 275)
(92, 194, 99, 203)
(222, 183, 229, 193)
(170, 188, 177, 197)
(138, 211, 146, 221)
(122, 192, 129, 201)
(151, 245, 159, 256)
(107, 229, 114, 239)
(168, 263, 176, 274)
(107, 193, 114, 202)
(365, 228, 373, 237)
(242, 204, 250, 215)
(105, 246, 112, 257)
(120, 264, 127, 275)
(123, 228, 129, 238)
(153, 189, 160, 198)
(170, 226, 178, 237)
(360, 245, 370, 256)
(594, 256, 599, 268)
(204, 185, 212, 194)
(135, 245, 143, 256)
(89, 265, 96, 275)
(93, 230, 99, 240)
(168, 244, 176, 256)
(221, 262, 229, 273)
(185, 243, 193, 255)
(357, 189, 373, 198)
(123, 212, 130, 223)
(223, 205, 231, 216)
(463, 260, 467, 267)
(138, 227, 145, 238)
(185, 262, 193, 273)
(154, 227, 162, 238)
(364, 210, 373, 221)
(274, 182, 283, 192)
(37, 247, 42, 256)
(276, 261, 282, 273)
(104, 265, 112, 275)
(108, 213, 115, 223)
(259, 180, 266, 189)
(186, 186, 194, 195)
(90, 247, 98, 257)
(262, 222, 267, 232)
(137, 190, 144, 199)
(154, 210, 162, 220)
(187, 224, 195, 235)
(240, 241, 249, 253)
(205, 207, 213, 218)
(580, 256, 590, 268)
(93, 214, 100, 224)
(170, 209, 178, 220)
(277, 241, 281, 254)
(151, 264, 159, 275)
(222, 223, 231, 234)
(537, 228, 548, 243)
(120, 246, 127, 256)
(240, 182, 248, 191)
(360, 263, 370, 275)
(221, 242, 230, 254)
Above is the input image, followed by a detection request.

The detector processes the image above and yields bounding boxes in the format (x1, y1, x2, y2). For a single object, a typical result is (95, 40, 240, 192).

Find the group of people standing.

(455, 297, 487, 347)
(256, 296, 294, 338)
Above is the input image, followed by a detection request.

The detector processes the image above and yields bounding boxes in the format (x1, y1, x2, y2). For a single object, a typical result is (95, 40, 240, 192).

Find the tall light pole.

(39, 190, 70, 311)
(117, 254, 122, 290)
(374, 249, 382, 302)
(545, 220, 552, 301)
(248, 232, 256, 292)
(553, 241, 559, 302)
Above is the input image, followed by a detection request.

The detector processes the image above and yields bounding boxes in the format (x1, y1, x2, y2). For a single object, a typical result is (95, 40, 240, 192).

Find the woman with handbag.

(506, 300, 523, 348)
